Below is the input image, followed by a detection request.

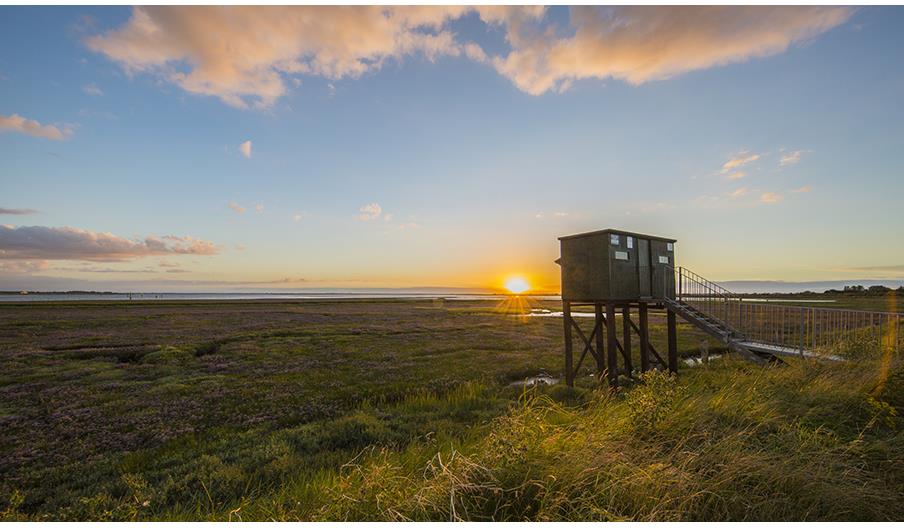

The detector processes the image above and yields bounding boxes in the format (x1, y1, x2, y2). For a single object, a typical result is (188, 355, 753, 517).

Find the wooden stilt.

(606, 303, 618, 388)
(667, 308, 678, 374)
(621, 306, 633, 376)
(639, 302, 650, 373)
(564, 301, 574, 387)
(594, 303, 605, 378)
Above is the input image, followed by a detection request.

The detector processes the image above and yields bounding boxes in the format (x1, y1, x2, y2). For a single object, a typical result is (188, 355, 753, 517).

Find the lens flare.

(504, 276, 530, 295)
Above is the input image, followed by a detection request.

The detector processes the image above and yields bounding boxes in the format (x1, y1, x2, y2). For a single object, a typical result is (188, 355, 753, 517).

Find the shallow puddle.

(509, 372, 560, 387)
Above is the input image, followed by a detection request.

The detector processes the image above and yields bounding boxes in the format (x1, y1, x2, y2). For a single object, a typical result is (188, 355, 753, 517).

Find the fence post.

(799, 308, 805, 358)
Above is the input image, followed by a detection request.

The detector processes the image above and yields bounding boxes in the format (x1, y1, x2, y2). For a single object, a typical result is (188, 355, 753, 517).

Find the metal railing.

(663, 265, 902, 355)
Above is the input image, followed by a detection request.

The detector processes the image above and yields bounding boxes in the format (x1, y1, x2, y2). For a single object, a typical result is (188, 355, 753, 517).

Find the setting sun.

(504, 276, 530, 294)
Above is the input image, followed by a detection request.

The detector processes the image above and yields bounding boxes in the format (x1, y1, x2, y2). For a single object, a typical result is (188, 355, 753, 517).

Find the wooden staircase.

(663, 297, 773, 364)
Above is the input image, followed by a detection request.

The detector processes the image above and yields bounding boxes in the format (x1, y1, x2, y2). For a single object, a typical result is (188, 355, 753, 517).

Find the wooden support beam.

(564, 301, 574, 387)
(606, 303, 618, 388)
(594, 304, 605, 376)
(667, 308, 679, 374)
(570, 317, 601, 365)
(573, 320, 599, 373)
(622, 306, 633, 375)
(639, 302, 650, 373)
(629, 315, 666, 367)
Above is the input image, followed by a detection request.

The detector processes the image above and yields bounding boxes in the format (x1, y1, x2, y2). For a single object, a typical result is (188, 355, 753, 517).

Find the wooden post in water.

(667, 308, 679, 374)
(563, 301, 574, 387)
(639, 302, 650, 372)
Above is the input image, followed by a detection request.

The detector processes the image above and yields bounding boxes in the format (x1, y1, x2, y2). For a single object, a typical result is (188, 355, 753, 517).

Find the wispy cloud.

(728, 187, 749, 198)
(0, 113, 73, 140)
(791, 185, 812, 193)
(239, 140, 252, 159)
(535, 211, 569, 219)
(0, 208, 39, 215)
(760, 191, 783, 204)
(254, 203, 264, 214)
(292, 213, 304, 223)
(228, 202, 246, 214)
(722, 152, 760, 173)
(780, 149, 806, 166)
(0, 260, 50, 274)
(82, 83, 103, 96)
(0, 225, 218, 262)
(357, 202, 383, 221)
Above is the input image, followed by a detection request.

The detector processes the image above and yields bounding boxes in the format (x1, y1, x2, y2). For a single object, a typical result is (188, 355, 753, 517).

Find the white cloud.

(357, 203, 383, 221)
(228, 202, 246, 214)
(0, 225, 218, 261)
(780, 150, 805, 166)
(292, 213, 303, 223)
(760, 191, 783, 204)
(0, 113, 73, 141)
(84, 6, 852, 106)
(553, 211, 568, 217)
(82, 83, 103, 96)
(239, 140, 252, 159)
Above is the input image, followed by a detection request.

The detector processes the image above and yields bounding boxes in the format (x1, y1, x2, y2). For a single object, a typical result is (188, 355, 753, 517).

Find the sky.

(1, 6, 903, 293)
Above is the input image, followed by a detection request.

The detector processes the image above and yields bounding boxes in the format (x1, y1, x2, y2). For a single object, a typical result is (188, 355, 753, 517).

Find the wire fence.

(665, 266, 902, 355)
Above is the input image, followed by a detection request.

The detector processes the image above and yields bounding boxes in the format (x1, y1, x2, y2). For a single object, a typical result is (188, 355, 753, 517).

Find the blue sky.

(1, 6, 903, 292)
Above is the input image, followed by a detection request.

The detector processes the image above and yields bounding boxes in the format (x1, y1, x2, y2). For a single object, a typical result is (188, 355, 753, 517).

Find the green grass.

(0, 299, 901, 520)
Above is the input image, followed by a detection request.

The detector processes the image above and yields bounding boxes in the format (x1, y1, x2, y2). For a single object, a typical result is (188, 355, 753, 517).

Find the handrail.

(662, 265, 901, 356)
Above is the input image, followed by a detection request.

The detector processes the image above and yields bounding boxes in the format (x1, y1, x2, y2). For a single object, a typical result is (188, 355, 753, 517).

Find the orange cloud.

(239, 140, 252, 159)
(85, 6, 851, 106)
(86, 6, 472, 108)
(491, 6, 853, 95)
(0, 113, 73, 140)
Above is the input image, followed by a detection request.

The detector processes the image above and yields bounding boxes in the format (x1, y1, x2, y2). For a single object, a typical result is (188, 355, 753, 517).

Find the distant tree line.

(822, 285, 904, 295)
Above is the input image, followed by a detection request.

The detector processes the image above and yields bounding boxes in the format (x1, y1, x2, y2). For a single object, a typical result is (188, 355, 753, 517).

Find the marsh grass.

(1, 300, 901, 520)
(311, 354, 904, 521)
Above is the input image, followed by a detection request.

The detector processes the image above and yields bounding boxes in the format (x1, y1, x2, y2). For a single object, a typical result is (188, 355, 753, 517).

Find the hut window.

(658, 255, 669, 264)
(627, 236, 634, 249)
(615, 251, 629, 261)
(667, 243, 674, 251)
(610, 234, 620, 246)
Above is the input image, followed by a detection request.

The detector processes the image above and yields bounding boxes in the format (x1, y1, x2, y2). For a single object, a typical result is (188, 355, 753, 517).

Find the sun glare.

(504, 276, 530, 295)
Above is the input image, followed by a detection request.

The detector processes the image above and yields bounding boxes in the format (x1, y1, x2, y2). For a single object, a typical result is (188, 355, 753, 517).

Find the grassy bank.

(1, 300, 901, 520)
